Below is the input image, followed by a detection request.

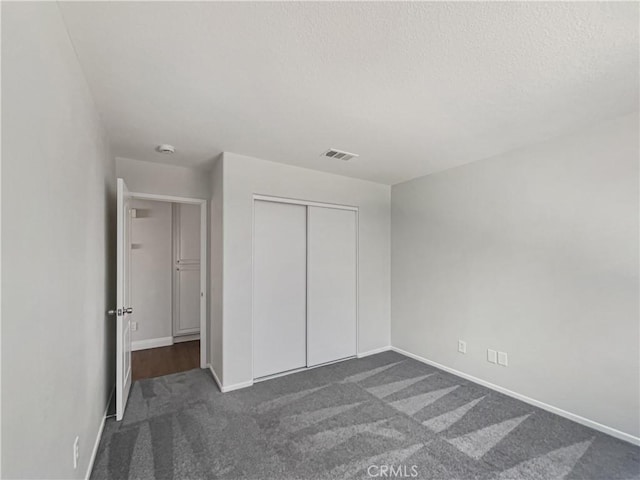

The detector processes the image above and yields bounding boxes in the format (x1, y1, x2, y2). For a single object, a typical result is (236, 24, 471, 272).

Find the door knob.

(107, 308, 133, 316)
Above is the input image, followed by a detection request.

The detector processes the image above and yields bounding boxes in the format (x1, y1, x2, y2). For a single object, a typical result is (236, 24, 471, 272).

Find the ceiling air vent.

(322, 148, 359, 161)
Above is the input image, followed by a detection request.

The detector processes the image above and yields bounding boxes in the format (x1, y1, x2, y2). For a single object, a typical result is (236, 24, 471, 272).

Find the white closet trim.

(253, 194, 358, 211)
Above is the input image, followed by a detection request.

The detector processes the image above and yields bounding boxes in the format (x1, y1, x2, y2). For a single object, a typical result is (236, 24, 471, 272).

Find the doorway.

(127, 192, 207, 382)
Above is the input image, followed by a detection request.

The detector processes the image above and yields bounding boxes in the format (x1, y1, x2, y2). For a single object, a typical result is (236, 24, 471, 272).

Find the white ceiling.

(58, 2, 639, 185)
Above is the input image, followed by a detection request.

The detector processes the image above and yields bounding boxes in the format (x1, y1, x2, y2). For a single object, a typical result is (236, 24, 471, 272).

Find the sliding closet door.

(253, 201, 307, 378)
(307, 206, 357, 366)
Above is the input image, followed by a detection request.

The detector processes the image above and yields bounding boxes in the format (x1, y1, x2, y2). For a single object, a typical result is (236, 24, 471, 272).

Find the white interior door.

(173, 203, 201, 336)
(116, 178, 133, 421)
(253, 200, 307, 378)
(174, 265, 201, 334)
(307, 206, 357, 367)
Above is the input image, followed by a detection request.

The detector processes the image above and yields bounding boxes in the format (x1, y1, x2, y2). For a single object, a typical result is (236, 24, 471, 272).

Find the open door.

(115, 178, 133, 421)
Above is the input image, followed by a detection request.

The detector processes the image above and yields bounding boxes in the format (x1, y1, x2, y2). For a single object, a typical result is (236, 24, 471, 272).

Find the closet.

(253, 199, 357, 379)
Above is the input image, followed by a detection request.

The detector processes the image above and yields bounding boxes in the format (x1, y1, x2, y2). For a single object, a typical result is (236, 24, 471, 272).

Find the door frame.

(129, 191, 208, 368)
(251, 194, 359, 382)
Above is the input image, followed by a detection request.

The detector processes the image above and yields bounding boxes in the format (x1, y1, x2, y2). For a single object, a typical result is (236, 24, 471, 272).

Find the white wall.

(210, 158, 224, 382)
(220, 152, 391, 387)
(130, 200, 172, 344)
(391, 113, 639, 439)
(2, 3, 116, 478)
(116, 156, 210, 199)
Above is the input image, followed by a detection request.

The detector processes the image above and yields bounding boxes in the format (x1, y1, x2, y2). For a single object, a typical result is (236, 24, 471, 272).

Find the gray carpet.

(91, 351, 640, 479)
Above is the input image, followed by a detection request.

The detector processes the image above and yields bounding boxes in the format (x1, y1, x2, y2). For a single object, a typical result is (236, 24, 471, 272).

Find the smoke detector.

(322, 148, 359, 161)
(156, 144, 175, 154)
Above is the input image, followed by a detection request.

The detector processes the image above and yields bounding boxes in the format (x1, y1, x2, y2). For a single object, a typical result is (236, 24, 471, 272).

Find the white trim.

(222, 380, 254, 393)
(129, 191, 208, 369)
(208, 364, 223, 391)
(174, 333, 200, 343)
(251, 195, 255, 381)
(129, 192, 206, 205)
(355, 209, 360, 357)
(357, 345, 391, 358)
(131, 336, 173, 351)
(255, 367, 307, 383)
(390, 346, 640, 446)
(253, 194, 358, 211)
(208, 364, 253, 393)
(199, 200, 207, 368)
(85, 387, 114, 480)
(305, 206, 309, 368)
(254, 355, 356, 384)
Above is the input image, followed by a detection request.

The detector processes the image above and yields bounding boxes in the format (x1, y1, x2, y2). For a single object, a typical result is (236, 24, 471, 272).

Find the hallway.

(132, 341, 200, 381)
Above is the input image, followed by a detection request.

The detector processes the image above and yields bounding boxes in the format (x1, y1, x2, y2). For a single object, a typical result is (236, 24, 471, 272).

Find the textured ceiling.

(58, 2, 639, 185)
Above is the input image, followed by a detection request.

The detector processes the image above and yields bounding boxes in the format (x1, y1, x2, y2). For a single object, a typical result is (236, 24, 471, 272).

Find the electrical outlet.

(487, 349, 497, 364)
(73, 436, 79, 469)
(131, 321, 138, 332)
(498, 351, 508, 366)
(458, 340, 467, 354)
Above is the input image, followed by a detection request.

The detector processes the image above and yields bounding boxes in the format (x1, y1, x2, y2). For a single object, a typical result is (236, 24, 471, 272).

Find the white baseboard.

(254, 367, 307, 383)
(207, 364, 254, 393)
(357, 345, 391, 358)
(208, 364, 223, 391)
(390, 346, 640, 446)
(254, 355, 358, 384)
(132, 336, 173, 351)
(85, 386, 114, 480)
(212, 351, 391, 392)
(173, 333, 200, 343)
(222, 379, 254, 392)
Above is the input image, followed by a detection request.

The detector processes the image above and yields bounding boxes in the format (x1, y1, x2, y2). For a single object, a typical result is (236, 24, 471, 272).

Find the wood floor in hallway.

(132, 340, 200, 381)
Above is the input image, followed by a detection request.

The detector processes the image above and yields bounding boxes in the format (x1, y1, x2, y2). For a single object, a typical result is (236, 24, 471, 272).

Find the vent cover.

(322, 148, 359, 161)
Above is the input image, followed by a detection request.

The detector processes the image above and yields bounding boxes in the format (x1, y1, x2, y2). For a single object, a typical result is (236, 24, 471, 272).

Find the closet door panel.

(307, 207, 357, 367)
(253, 201, 307, 378)
(175, 266, 200, 333)
(173, 203, 201, 336)
(177, 203, 200, 261)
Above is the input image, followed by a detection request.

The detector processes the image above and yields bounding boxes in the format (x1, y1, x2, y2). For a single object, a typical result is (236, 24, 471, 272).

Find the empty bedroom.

(1, 1, 638, 479)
